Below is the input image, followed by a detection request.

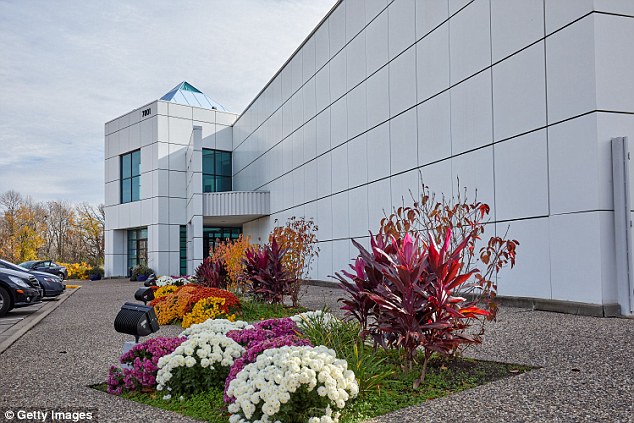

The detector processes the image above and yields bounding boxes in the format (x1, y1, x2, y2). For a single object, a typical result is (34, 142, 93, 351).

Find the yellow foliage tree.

(210, 234, 252, 292)
(269, 216, 319, 307)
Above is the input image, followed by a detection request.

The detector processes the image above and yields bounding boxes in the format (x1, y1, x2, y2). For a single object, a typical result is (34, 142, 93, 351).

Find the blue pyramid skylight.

(160, 81, 227, 111)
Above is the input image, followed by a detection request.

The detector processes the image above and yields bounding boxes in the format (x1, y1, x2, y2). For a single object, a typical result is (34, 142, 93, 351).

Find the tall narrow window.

(127, 227, 148, 274)
(179, 225, 187, 276)
(202, 149, 232, 193)
(121, 150, 141, 203)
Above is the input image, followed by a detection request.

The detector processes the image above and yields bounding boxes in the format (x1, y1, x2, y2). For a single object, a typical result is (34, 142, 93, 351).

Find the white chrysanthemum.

(156, 275, 193, 287)
(290, 310, 337, 329)
(226, 346, 358, 423)
(156, 333, 244, 395)
(179, 318, 253, 338)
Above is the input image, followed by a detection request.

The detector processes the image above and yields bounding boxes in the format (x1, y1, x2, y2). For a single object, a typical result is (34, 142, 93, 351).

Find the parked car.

(19, 260, 68, 280)
(0, 259, 65, 298)
(0, 268, 43, 317)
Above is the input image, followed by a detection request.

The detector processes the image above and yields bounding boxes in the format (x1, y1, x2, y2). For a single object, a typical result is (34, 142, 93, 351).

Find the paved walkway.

(0, 279, 631, 422)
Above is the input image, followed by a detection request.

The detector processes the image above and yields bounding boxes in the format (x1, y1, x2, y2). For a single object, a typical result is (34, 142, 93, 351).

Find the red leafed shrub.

(336, 183, 518, 387)
(195, 257, 229, 289)
(241, 238, 294, 304)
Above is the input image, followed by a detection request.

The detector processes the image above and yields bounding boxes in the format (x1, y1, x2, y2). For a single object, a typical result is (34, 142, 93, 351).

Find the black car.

(19, 260, 68, 280)
(0, 268, 43, 317)
(0, 259, 65, 298)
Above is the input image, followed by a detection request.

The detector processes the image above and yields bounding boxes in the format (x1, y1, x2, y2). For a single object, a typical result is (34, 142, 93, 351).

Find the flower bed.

(150, 285, 241, 326)
(102, 307, 532, 423)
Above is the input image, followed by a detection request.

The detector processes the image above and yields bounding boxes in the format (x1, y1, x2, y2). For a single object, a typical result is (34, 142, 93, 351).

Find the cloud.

(0, 0, 335, 204)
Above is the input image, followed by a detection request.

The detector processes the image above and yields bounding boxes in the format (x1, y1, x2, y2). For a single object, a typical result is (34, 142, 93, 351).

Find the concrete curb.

(0, 286, 81, 355)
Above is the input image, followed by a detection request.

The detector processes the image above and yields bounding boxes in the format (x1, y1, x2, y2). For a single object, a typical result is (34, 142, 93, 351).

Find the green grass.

(94, 353, 532, 423)
(236, 298, 308, 322)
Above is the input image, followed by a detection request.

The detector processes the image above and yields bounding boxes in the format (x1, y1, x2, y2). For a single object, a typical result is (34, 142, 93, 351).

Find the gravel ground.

(0, 279, 632, 423)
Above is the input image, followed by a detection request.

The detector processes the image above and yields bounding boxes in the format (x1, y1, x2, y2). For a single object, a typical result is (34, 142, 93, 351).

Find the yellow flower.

(181, 297, 230, 328)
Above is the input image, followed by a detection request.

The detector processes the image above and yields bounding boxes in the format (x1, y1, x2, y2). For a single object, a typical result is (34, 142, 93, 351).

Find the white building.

(105, 0, 634, 316)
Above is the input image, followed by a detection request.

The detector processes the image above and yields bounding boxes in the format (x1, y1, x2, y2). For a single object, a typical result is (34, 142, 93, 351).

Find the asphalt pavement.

(0, 279, 631, 423)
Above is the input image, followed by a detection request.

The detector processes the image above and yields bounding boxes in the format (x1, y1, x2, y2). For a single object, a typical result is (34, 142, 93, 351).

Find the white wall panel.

(330, 98, 348, 148)
(492, 42, 547, 141)
(348, 185, 369, 238)
(595, 14, 634, 114)
(317, 197, 333, 240)
(496, 217, 551, 299)
(451, 146, 495, 211)
(546, 15, 596, 123)
(388, 0, 416, 60)
(548, 114, 610, 215)
(366, 122, 391, 182)
(389, 108, 418, 174)
(491, 0, 544, 63)
(365, 8, 389, 76)
(330, 51, 348, 101)
(346, 0, 366, 42)
(303, 78, 317, 122)
(315, 240, 333, 280)
(303, 37, 316, 82)
(549, 212, 606, 304)
(347, 134, 368, 188)
(367, 178, 392, 232)
(329, 4, 347, 56)
(544, 0, 593, 35)
(347, 31, 367, 89)
(494, 130, 549, 221)
(388, 47, 417, 117)
(316, 152, 332, 198)
(449, 0, 491, 84)
(347, 83, 368, 139)
(332, 191, 350, 239)
(450, 70, 493, 154)
(419, 159, 453, 199)
(416, 23, 450, 102)
(416, 0, 449, 38)
(315, 23, 330, 71)
(366, 67, 390, 128)
(417, 92, 451, 166)
(315, 109, 331, 156)
(315, 64, 331, 113)
(331, 144, 349, 193)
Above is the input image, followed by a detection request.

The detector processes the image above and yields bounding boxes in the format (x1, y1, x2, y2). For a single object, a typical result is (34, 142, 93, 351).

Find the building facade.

(105, 0, 634, 316)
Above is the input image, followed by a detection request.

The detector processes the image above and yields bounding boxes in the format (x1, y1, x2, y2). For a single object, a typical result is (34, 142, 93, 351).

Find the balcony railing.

(202, 191, 270, 221)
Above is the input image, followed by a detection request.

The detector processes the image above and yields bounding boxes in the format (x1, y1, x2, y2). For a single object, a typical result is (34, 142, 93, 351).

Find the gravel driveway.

(0, 279, 632, 422)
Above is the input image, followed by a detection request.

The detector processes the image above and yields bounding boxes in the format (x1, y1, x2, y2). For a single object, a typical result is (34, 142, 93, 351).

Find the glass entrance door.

(127, 227, 148, 275)
(203, 226, 242, 256)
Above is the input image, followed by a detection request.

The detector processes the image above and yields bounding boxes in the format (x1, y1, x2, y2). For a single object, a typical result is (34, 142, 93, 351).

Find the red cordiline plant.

(195, 257, 229, 289)
(336, 184, 518, 387)
(241, 238, 295, 304)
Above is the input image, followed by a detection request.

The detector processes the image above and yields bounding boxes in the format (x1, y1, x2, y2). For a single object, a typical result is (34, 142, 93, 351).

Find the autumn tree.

(74, 202, 105, 265)
(269, 216, 319, 307)
(210, 234, 252, 292)
(0, 190, 105, 266)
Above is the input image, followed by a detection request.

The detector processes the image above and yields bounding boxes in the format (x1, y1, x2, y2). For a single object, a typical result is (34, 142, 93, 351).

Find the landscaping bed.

(95, 351, 531, 423)
(99, 191, 526, 422)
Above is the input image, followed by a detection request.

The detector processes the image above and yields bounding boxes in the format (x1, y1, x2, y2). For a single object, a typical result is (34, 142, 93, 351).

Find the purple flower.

(108, 336, 186, 395)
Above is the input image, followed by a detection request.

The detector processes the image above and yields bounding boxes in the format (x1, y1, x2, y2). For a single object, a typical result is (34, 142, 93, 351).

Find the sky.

(0, 0, 335, 205)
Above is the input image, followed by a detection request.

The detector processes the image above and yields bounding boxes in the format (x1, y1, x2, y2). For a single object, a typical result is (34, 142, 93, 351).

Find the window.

(127, 227, 148, 274)
(202, 149, 232, 192)
(180, 225, 187, 276)
(121, 150, 141, 203)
